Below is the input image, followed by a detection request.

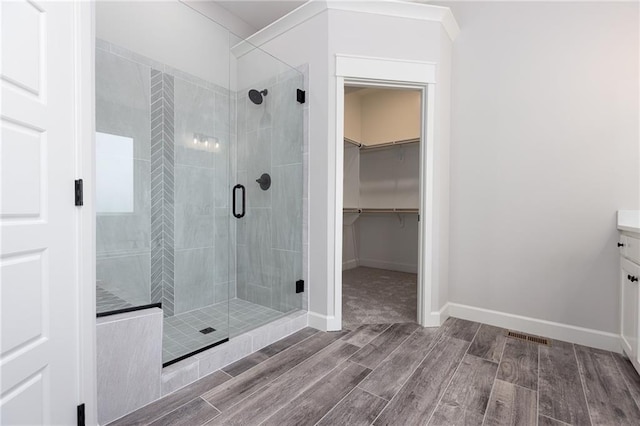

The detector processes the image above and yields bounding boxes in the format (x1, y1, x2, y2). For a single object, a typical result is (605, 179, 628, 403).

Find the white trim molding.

(308, 311, 341, 332)
(335, 54, 436, 84)
(422, 303, 450, 327)
(231, 0, 459, 57)
(327, 0, 459, 41)
(78, 1, 98, 424)
(333, 55, 439, 330)
(447, 303, 622, 353)
(358, 259, 417, 274)
(342, 259, 359, 271)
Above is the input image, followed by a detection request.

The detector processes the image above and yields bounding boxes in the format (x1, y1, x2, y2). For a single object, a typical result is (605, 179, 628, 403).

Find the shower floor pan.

(162, 299, 286, 363)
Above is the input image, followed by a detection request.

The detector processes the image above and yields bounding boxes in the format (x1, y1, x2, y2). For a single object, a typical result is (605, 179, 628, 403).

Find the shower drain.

(506, 330, 550, 345)
(200, 327, 216, 334)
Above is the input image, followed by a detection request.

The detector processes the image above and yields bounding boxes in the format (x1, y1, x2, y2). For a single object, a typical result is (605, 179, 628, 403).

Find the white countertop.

(618, 210, 640, 233)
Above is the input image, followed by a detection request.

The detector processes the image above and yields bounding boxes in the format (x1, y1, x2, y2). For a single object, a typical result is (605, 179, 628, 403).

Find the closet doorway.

(341, 85, 422, 329)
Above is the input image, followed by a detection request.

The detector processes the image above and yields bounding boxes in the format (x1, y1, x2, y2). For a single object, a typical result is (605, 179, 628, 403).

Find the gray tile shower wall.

(96, 40, 234, 315)
(172, 76, 215, 315)
(173, 75, 233, 315)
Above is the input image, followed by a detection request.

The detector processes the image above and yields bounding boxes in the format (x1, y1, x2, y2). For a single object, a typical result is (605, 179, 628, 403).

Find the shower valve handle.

(256, 173, 271, 191)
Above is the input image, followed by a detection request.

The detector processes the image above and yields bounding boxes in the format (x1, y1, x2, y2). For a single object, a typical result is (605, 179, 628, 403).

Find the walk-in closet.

(342, 86, 422, 328)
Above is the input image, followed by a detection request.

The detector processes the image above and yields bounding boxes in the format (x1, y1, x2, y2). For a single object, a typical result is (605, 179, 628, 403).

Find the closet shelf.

(360, 138, 420, 151)
(343, 208, 419, 214)
(344, 137, 420, 151)
(344, 138, 362, 147)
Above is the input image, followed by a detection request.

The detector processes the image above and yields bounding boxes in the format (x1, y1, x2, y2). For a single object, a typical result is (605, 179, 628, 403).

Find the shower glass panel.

(230, 38, 304, 335)
(95, 1, 231, 365)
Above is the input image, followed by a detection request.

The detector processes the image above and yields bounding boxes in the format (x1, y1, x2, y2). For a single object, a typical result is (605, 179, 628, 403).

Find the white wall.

(440, 2, 639, 334)
(96, 1, 230, 86)
(360, 89, 421, 144)
(342, 214, 419, 274)
(342, 215, 359, 270)
(345, 88, 421, 144)
(359, 144, 420, 209)
(357, 214, 419, 273)
(343, 143, 360, 207)
(342, 143, 421, 273)
(344, 92, 362, 141)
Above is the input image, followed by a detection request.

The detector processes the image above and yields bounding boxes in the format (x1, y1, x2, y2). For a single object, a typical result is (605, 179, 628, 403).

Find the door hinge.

(296, 279, 304, 293)
(75, 179, 83, 206)
(297, 89, 306, 104)
(77, 403, 85, 426)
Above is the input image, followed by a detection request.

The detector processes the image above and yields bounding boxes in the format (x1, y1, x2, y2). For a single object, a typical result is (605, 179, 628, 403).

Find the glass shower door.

(231, 43, 304, 336)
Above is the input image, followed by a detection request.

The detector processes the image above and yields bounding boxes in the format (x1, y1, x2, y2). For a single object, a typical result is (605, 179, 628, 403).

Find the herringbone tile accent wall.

(150, 69, 175, 316)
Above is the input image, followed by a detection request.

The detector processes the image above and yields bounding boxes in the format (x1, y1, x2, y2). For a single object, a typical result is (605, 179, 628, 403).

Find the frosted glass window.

(96, 132, 134, 213)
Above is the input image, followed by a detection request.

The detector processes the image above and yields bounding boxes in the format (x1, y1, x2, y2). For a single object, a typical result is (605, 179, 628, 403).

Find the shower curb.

(160, 310, 308, 396)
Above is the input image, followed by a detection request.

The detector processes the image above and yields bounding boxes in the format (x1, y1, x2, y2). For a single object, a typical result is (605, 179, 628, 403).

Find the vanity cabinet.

(618, 211, 640, 374)
(621, 257, 640, 366)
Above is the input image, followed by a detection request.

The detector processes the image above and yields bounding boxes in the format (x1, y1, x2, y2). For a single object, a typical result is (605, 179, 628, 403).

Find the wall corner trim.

(440, 8, 460, 41)
(447, 302, 621, 353)
(423, 303, 450, 327)
(308, 311, 341, 331)
(231, 0, 459, 56)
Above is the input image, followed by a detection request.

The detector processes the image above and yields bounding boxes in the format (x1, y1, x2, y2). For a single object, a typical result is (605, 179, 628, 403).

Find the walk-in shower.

(95, 1, 304, 366)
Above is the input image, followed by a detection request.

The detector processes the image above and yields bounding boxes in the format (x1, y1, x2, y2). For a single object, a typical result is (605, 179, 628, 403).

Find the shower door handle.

(232, 184, 246, 219)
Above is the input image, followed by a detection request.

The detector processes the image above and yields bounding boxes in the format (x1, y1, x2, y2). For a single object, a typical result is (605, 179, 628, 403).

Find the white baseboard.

(358, 259, 418, 274)
(308, 311, 341, 331)
(342, 259, 358, 271)
(422, 303, 450, 327)
(447, 303, 621, 353)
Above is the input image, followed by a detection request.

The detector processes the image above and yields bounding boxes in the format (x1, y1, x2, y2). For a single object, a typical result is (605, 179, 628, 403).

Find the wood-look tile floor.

(110, 318, 640, 426)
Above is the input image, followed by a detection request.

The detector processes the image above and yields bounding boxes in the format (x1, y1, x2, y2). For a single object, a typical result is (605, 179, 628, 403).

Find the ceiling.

(215, 0, 307, 31)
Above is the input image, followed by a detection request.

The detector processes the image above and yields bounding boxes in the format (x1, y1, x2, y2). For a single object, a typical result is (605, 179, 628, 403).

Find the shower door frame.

(333, 54, 439, 329)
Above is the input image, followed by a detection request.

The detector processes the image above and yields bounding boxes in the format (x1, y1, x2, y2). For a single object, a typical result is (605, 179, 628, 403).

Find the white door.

(1, 1, 84, 424)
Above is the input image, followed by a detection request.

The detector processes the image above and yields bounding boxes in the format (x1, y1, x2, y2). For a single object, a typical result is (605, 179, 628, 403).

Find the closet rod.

(342, 208, 419, 214)
(343, 137, 362, 147)
(359, 138, 420, 151)
(362, 208, 419, 213)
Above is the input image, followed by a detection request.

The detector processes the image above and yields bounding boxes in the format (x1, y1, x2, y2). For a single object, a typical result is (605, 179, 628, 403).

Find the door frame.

(77, 1, 98, 423)
(333, 54, 438, 328)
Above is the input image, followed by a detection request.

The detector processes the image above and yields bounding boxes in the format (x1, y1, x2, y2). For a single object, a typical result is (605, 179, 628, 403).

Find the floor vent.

(506, 330, 551, 345)
(199, 327, 216, 335)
